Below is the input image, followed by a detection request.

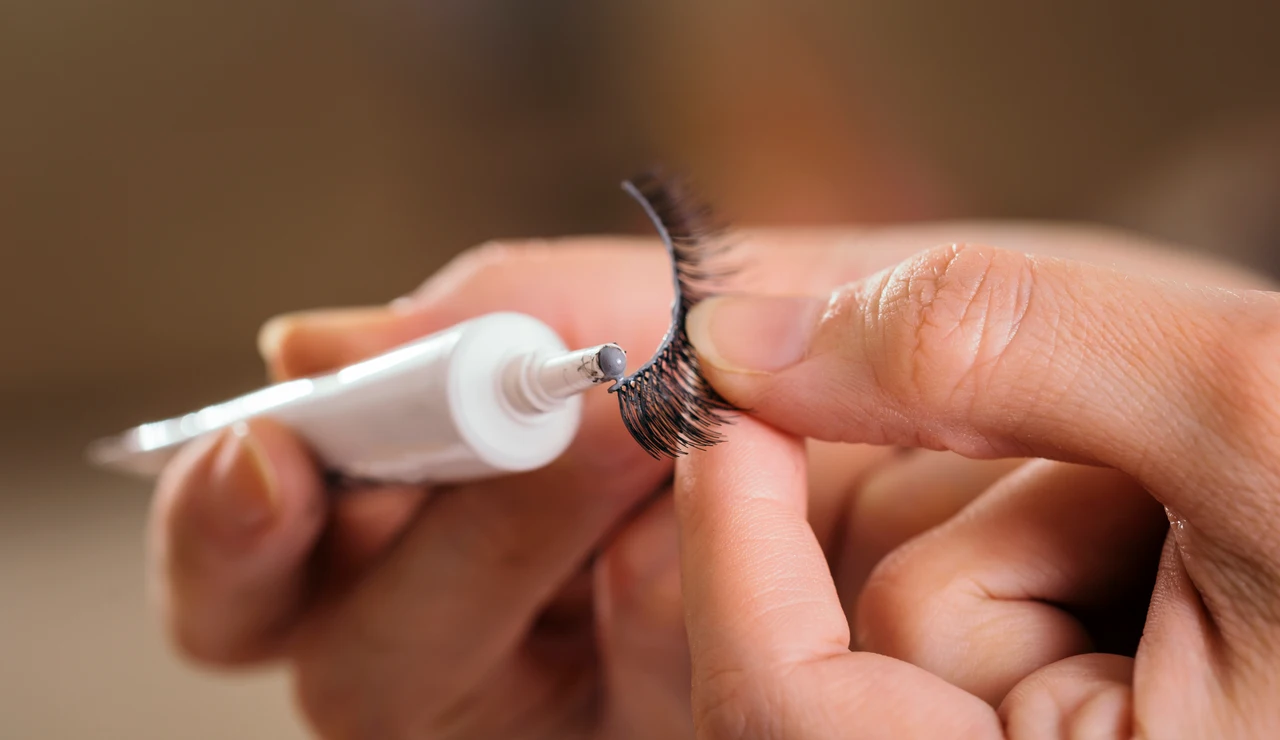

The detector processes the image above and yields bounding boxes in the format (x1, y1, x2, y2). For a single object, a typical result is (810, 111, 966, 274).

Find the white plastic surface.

(89, 313, 583, 484)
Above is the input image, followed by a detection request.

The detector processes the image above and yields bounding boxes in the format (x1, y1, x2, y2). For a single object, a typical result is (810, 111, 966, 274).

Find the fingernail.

(207, 423, 278, 541)
(256, 315, 291, 362)
(256, 307, 393, 363)
(686, 295, 826, 373)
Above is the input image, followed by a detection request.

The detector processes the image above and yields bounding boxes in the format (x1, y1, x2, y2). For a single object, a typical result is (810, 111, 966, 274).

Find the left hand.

(149, 236, 898, 740)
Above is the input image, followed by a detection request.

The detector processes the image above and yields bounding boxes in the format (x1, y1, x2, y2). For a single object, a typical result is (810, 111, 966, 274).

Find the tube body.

(92, 313, 582, 484)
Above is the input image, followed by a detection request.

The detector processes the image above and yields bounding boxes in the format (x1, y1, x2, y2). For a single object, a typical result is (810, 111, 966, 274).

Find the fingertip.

(256, 314, 290, 372)
(257, 307, 412, 380)
(1000, 654, 1134, 738)
(152, 418, 327, 665)
(676, 415, 849, 671)
(165, 419, 324, 550)
(234, 417, 326, 523)
(674, 416, 808, 529)
(324, 483, 428, 580)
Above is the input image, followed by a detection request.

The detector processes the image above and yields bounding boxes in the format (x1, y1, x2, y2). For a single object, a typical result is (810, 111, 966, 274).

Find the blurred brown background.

(3, 1, 1278, 737)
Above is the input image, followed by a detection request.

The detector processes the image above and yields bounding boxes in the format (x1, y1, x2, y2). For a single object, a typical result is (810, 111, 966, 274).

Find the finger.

(837, 451, 1025, 630)
(595, 494, 693, 739)
(253, 236, 894, 605)
(726, 223, 1273, 295)
(257, 307, 402, 381)
(1126, 534, 1267, 738)
(260, 224, 1269, 382)
(259, 238, 678, 526)
(290, 448, 672, 728)
(257, 241, 678, 608)
(856, 461, 1166, 704)
(257, 239, 675, 381)
(675, 415, 849, 669)
(688, 243, 1280, 613)
(805, 439, 901, 555)
(151, 418, 326, 665)
(675, 417, 1001, 738)
(1001, 653, 1135, 739)
(319, 484, 428, 583)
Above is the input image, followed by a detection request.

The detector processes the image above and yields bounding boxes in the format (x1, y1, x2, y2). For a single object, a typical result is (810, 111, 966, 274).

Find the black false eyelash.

(609, 171, 739, 458)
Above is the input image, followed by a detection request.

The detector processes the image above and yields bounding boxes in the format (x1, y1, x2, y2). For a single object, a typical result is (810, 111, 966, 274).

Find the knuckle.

(445, 494, 551, 573)
(1191, 298, 1280, 548)
(163, 597, 277, 667)
(1189, 298, 1280, 614)
(854, 537, 965, 661)
(289, 618, 453, 740)
(863, 244, 1045, 439)
(1209, 298, 1280, 451)
(416, 238, 556, 299)
(166, 614, 233, 666)
(600, 507, 682, 617)
(453, 238, 527, 274)
(694, 666, 780, 740)
(292, 661, 375, 740)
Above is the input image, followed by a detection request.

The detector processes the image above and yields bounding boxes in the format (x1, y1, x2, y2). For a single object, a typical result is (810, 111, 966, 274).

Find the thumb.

(687, 245, 1280, 574)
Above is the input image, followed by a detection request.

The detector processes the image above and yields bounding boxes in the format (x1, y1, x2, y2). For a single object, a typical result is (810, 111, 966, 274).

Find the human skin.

(149, 225, 1275, 738)
(678, 242, 1280, 738)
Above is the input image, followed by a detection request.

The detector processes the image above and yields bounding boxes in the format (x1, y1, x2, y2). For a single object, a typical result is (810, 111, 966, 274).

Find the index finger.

(674, 416, 849, 673)
(259, 225, 1270, 382)
(674, 416, 1004, 739)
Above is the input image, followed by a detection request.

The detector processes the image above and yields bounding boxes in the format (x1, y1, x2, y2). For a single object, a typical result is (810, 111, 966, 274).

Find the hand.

(148, 237, 901, 739)
(149, 224, 1269, 739)
(674, 242, 1280, 737)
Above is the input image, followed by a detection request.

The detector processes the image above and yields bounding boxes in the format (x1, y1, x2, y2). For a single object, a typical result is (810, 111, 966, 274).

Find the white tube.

(87, 312, 626, 485)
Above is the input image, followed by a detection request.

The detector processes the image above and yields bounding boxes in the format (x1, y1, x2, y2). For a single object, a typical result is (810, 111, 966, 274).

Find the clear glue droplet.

(1165, 506, 1191, 560)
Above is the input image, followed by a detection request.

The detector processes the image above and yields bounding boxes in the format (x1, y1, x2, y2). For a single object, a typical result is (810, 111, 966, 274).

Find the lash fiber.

(609, 171, 737, 458)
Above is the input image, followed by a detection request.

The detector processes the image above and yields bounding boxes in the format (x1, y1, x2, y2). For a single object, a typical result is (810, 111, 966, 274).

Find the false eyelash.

(609, 170, 739, 458)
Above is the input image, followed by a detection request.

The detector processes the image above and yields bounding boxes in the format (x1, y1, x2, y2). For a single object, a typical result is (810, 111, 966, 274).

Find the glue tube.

(87, 313, 628, 485)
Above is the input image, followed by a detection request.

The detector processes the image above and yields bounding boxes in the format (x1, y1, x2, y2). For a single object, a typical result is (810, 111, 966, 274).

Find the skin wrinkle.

(948, 254, 1001, 429)
(856, 274, 921, 447)
(857, 528, 965, 649)
(997, 265, 1067, 457)
(861, 252, 952, 445)
(301, 463, 638, 729)
(167, 227, 1280, 738)
(736, 580, 844, 658)
(692, 664, 754, 739)
(870, 524, 1096, 689)
(911, 247, 1038, 458)
(1130, 295, 1206, 457)
(1070, 685, 1133, 738)
(1197, 541, 1280, 646)
(793, 658, 860, 736)
(715, 514, 842, 652)
(1138, 300, 1280, 617)
(1003, 254, 1036, 350)
(1208, 300, 1280, 484)
(948, 245, 996, 352)
(959, 255, 1039, 451)
(743, 244, 1280, 731)
(1161, 532, 1229, 654)
(1067, 278, 1191, 485)
(903, 248, 949, 406)
(1128, 294, 1246, 499)
(896, 253, 936, 407)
